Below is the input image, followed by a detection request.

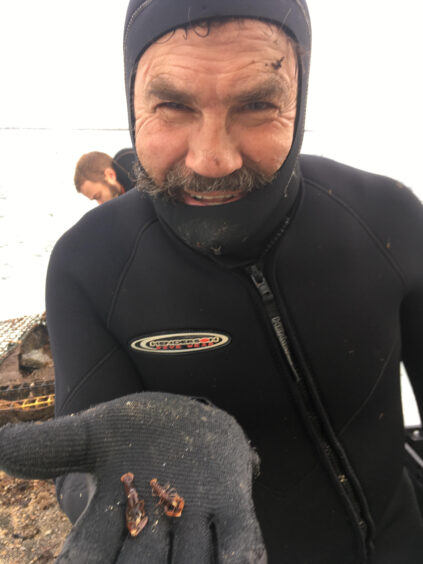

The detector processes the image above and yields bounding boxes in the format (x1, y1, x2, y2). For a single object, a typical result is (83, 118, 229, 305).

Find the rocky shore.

(0, 315, 71, 563)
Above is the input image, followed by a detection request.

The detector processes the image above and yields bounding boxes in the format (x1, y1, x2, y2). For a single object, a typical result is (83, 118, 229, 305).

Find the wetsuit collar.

(151, 161, 301, 263)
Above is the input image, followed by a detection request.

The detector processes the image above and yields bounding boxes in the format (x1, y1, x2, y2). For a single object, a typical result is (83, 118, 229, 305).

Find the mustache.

(134, 162, 275, 202)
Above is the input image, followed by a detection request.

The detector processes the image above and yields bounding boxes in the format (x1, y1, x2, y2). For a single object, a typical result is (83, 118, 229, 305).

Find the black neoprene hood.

(123, 0, 312, 260)
(124, 0, 310, 144)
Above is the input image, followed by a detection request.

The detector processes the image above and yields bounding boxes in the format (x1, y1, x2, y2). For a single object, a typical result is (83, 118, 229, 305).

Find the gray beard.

(134, 162, 275, 203)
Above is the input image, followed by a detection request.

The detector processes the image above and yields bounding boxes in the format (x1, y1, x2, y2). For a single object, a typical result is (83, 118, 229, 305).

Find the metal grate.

(0, 394, 55, 411)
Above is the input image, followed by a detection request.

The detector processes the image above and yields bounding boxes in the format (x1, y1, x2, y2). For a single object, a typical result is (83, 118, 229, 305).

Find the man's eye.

(242, 102, 276, 111)
(156, 102, 190, 112)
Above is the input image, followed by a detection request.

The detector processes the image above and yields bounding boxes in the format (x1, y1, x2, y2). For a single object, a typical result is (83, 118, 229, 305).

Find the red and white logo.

(130, 331, 231, 354)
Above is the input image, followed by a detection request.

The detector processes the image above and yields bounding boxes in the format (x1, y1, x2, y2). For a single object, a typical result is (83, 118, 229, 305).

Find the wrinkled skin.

(133, 20, 298, 205)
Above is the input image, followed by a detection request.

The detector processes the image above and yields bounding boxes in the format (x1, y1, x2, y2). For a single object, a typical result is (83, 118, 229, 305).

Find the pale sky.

(0, 0, 422, 191)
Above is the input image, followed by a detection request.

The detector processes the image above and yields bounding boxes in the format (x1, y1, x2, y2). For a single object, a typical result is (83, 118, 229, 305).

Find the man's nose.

(185, 116, 243, 178)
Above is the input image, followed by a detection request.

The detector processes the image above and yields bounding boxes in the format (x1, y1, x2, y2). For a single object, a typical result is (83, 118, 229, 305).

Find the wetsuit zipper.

(247, 263, 301, 383)
(246, 262, 373, 561)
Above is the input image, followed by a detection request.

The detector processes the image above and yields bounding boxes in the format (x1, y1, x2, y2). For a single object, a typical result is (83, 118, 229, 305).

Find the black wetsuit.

(112, 148, 137, 193)
(47, 154, 423, 563)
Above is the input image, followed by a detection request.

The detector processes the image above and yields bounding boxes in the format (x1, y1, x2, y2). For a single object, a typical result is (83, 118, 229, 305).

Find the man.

(1, 0, 422, 562)
(74, 148, 137, 204)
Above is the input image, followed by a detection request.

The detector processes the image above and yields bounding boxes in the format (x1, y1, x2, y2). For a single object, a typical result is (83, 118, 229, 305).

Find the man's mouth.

(181, 189, 245, 206)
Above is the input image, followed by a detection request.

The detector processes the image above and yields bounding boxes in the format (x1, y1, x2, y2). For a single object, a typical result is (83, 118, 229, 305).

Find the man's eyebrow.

(230, 79, 288, 105)
(146, 78, 197, 105)
(145, 77, 291, 106)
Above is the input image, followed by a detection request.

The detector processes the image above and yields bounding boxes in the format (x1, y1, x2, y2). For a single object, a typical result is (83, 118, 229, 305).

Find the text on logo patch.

(130, 332, 231, 354)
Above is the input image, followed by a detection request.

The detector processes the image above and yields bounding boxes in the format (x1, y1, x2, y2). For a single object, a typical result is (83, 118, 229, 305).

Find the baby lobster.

(150, 478, 185, 517)
(121, 472, 149, 537)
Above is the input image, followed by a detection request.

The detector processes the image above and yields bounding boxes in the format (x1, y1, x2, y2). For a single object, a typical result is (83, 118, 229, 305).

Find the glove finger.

(56, 490, 126, 564)
(215, 510, 267, 564)
(116, 514, 170, 563)
(170, 515, 213, 564)
(0, 416, 93, 479)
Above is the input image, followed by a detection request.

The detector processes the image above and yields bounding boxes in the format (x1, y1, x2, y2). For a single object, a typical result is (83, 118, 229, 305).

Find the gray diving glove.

(0, 392, 266, 563)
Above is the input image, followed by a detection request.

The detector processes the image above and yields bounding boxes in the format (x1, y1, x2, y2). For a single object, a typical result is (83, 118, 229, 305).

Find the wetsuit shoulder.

(48, 190, 158, 310)
(299, 154, 423, 286)
(300, 154, 416, 204)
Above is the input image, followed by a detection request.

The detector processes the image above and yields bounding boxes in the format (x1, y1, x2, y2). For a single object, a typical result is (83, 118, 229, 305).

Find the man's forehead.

(140, 18, 289, 59)
(133, 19, 298, 107)
(135, 19, 295, 86)
(159, 17, 285, 38)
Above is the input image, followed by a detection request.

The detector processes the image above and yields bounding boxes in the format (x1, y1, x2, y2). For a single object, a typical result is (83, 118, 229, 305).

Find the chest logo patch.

(130, 331, 231, 354)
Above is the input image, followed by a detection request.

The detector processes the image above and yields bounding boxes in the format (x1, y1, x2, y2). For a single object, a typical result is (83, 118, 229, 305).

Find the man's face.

(133, 19, 298, 206)
(79, 179, 121, 205)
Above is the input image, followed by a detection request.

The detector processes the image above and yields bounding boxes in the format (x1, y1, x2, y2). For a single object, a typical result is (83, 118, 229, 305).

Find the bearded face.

(133, 20, 298, 208)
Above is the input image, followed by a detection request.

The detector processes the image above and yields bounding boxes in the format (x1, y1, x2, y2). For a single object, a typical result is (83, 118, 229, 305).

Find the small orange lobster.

(150, 478, 185, 517)
(121, 472, 148, 536)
